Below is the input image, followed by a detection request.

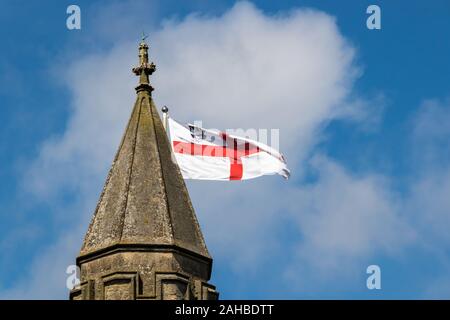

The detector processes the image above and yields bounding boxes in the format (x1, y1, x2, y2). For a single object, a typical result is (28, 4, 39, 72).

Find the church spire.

(70, 39, 218, 300)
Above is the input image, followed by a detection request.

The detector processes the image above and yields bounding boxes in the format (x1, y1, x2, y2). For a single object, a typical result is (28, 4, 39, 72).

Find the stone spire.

(70, 38, 218, 300)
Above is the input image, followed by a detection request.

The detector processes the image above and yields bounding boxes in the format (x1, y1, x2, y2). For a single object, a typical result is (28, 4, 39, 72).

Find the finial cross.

(141, 31, 148, 42)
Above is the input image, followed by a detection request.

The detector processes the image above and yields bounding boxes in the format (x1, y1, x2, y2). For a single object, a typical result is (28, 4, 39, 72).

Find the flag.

(167, 117, 290, 181)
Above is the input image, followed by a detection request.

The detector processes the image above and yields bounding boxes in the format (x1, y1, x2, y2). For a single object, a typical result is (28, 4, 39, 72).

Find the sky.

(0, 0, 450, 299)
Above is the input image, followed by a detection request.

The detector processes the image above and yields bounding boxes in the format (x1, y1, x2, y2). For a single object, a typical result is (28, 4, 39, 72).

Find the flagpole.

(162, 105, 169, 132)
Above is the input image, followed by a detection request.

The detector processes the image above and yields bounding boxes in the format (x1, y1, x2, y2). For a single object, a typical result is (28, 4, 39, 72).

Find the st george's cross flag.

(167, 118, 290, 181)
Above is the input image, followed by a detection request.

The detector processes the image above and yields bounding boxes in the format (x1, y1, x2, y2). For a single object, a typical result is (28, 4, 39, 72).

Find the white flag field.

(167, 117, 290, 181)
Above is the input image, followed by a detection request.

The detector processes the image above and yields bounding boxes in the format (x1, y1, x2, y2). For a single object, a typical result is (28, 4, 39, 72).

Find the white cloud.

(0, 225, 83, 299)
(409, 170, 450, 245)
(395, 98, 450, 298)
(407, 99, 450, 247)
(284, 156, 415, 285)
(26, 44, 136, 200)
(152, 2, 359, 156)
(411, 98, 450, 170)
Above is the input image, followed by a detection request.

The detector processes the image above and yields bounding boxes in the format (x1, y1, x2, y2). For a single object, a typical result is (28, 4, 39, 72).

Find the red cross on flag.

(167, 118, 290, 181)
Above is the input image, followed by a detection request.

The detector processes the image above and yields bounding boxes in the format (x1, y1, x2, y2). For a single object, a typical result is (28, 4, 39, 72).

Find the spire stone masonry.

(70, 38, 218, 300)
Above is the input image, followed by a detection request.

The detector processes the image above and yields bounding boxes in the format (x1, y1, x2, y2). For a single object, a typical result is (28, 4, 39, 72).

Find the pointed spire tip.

(132, 34, 156, 92)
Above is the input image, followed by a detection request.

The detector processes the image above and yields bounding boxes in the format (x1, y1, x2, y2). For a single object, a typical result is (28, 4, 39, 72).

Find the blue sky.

(0, 0, 450, 299)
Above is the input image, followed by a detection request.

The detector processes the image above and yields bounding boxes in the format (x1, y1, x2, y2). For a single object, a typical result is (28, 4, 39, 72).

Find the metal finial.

(162, 106, 169, 131)
(141, 31, 148, 43)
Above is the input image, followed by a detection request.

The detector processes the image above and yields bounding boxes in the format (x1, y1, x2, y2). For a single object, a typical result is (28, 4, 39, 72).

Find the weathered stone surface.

(71, 39, 217, 300)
